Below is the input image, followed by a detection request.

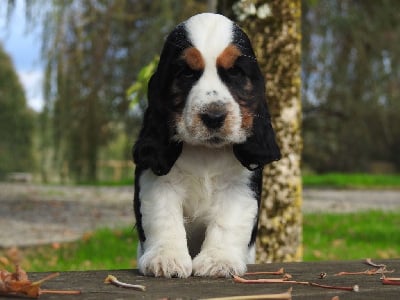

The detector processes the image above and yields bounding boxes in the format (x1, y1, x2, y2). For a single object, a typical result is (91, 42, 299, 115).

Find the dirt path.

(0, 183, 133, 248)
(303, 189, 400, 213)
(1, 183, 399, 248)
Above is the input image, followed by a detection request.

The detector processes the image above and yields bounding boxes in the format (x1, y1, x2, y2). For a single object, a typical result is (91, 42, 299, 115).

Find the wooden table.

(29, 259, 399, 299)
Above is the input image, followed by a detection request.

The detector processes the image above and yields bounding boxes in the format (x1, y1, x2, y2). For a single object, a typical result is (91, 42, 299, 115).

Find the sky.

(0, 0, 44, 112)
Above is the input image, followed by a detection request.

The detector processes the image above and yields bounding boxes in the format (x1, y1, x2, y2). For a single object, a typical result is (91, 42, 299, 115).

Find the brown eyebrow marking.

(182, 47, 205, 70)
(217, 44, 242, 69)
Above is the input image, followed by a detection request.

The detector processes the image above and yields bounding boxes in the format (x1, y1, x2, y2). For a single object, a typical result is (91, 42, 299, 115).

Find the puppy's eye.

(182, 69, 195, 78)
(178, 66, 197, 79)
(226, 65, 245, 78)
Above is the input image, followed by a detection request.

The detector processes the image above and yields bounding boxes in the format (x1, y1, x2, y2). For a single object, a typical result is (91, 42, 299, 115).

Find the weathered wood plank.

(30, 259, 399, 299)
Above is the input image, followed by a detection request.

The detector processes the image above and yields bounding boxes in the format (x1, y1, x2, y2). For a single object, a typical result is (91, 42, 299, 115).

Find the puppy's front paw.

(192, 249, 247, 277)
(139, 246, 192, 278)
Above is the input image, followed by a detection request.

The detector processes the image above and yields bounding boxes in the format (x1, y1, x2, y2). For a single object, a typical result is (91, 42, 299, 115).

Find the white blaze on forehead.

(185, 13, 233, 59)
(175, 13, 247, 146)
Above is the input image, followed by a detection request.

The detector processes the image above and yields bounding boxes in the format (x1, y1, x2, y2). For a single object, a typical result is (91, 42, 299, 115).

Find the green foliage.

(303, 173, 400, 189)
(0, 44, 35, 179)
(303, 210, 400, 261)
(126, 57, 159, 110)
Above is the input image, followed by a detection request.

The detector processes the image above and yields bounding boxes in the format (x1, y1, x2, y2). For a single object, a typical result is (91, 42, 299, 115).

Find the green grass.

(74, 173, 400, 189)
(1, 211, 399, 272)
(303, 210, 400, 261)
(303, 173, 400, 189)
(77, 178, 134, 186)
(0, 228, 139, 272)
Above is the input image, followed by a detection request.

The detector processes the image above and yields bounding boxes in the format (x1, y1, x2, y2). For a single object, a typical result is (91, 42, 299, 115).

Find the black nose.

(200, 108, 227, 129)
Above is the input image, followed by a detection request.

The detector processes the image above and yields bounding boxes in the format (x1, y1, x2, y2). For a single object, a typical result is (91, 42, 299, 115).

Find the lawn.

(303, 210, 400, 261)
(303, 173, 400, 189)
(1, 210, 399, 272)
(78, 173, 400, 189)
(0, 228, 139, 272)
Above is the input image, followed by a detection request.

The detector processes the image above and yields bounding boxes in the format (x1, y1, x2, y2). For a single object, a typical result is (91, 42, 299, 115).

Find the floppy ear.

(233, 100, 281, 171)
(132, 73, 182, 176)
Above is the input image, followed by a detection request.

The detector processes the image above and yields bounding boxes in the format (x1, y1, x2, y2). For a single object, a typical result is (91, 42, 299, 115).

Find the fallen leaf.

(0, 264, 80, 298)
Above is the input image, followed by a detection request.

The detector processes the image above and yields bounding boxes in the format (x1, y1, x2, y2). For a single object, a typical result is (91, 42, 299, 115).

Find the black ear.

(132, 73, 182, 176)
(133, 23, 192, 176)
(233, 101, 281, 171)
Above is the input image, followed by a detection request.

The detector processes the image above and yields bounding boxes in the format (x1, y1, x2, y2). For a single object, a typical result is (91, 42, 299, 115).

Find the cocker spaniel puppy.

(133, 13, 280, 278)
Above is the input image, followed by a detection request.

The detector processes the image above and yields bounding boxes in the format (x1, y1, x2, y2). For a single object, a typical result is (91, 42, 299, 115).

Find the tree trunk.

(218, 0, 302, 262)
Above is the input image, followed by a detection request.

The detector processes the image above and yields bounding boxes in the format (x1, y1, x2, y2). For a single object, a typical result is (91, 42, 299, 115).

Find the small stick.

(31, 272, 61, 286)
(244, 268, 285, 276)
(381, 275, 400, 286)
(33, 273, 80, 296)
(334, 268, 393, 276)
(201, 288, 292, 300)
(104, 274, 146, 291)
(40, 289, 81, 295)
(233, 275, 359, 292)
(365, 258, 386, 269)
(233, 275, 289, 284)
(306, 282, 359, 292)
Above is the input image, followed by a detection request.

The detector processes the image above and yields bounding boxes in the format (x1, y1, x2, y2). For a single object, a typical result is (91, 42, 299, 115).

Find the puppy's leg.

(138, 171, 192, 278)
(192, 186, 258, 277)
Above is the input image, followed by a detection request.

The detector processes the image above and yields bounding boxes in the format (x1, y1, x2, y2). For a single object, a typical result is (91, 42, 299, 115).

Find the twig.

(381, 275, 400, 286)
(306, 281, 359, 292)
(40, 289, 81, 295)
(200, 288, 292, 300)
(31, 272, 61, 286)
(32, 273, 81, 296)
(365, 258, 386, 269)
(104, 274, 146, 291)
(244, 268, 285, 276)
(233, 276, 289, 284)
(233, 275, 359, 292)
(334, 268, 393, 276)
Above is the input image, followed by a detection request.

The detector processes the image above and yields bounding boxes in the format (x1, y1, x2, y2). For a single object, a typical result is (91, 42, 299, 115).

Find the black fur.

(233, 102, 281, 171)
(134, 167, 146, 242)
(248, 168, 263, 247)
(228, 24, 281, 170)
(132, 25, 191, 176)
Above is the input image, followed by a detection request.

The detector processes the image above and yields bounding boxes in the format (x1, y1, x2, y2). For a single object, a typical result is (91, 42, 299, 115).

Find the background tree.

(0, 43, 35, 179)
(14, 0, 207, 183)
(219, 0, 302, 262)
(302, 0, 400, 173)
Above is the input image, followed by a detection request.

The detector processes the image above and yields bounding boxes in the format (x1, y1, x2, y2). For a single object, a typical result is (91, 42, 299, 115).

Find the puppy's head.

(134, 13, 280, 175)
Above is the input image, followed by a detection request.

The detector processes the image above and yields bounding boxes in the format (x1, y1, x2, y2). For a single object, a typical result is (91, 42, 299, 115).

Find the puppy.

(133, 13, 280, 278)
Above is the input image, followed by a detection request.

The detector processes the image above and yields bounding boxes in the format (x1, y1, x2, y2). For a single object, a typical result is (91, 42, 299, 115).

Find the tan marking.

(182, 47, 205, 70)
(216, 45, 242, 69)
(240, 105, 254, 131)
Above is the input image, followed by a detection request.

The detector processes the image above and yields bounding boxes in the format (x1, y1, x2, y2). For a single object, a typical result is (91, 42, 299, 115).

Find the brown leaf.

(0, 264, 79, 298)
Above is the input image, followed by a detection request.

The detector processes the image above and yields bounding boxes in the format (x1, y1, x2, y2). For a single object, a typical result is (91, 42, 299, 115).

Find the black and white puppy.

(133, 13, 280, 278)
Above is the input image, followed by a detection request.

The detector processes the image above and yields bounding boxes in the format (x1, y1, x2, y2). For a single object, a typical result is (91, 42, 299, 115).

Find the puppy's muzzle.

(200, 101, 227, 129)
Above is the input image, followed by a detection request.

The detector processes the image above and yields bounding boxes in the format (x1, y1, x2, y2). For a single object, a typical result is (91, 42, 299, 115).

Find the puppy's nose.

(200, 102, 227, 129)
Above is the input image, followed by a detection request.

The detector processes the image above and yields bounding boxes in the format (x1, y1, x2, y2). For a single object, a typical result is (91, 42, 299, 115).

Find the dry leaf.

(0, 264, 80, 298)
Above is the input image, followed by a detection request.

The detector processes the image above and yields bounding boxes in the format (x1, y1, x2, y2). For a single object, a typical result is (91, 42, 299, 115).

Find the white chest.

(172, 145, 252, 219)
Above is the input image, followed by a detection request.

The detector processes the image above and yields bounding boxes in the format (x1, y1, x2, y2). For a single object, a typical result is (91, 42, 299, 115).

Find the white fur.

(175, 13, 247, 146)
(138, 145, 258, 277)
(186, 13, 233, 57)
